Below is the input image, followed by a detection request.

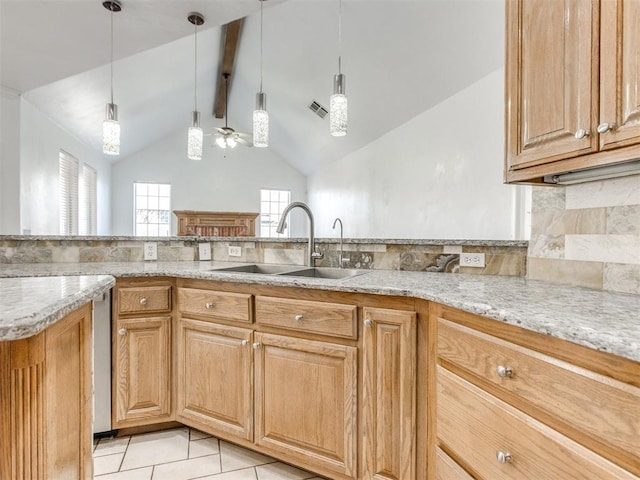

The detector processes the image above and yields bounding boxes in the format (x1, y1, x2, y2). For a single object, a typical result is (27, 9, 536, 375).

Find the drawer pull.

(205, 302, 214, 309)
(497, 365, 514, 378)
(364, 318, 373, 328)
(294, 314, 304, 321)
(118, 328, 126, 336)
(574, 128, 590, 139)
(241, 340, 249, 346)
(139, 297, 148, 305)
(252, 342, 261, 349)
(597, 122, 615, 134)
(496, 451, 513, 464)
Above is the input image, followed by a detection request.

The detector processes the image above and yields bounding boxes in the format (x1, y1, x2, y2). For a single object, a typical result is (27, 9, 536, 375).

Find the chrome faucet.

(276, 202, 324, 267)
(332, 217, 344, 268)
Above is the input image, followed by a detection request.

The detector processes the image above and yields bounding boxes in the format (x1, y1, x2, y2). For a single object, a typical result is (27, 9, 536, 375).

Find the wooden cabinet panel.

(599, 0, 640, 150)
(117, 286, 171, 315)
(437, 367, 637, 480)
(435, 448, 474, 480)
(114, 316, 172, 426)
(506, 0, 597, 170)
(254, 332, 357, 478)
(178, 288, 253, 324)
(256, 295, 357, 339)
(361, 307, 417, 480)
(177, 319, 253, 441)
(438, 318, 640, 474)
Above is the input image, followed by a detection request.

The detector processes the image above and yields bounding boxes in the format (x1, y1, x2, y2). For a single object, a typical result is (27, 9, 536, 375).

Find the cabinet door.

(362, 307, 417, 480)
(176, 319, 253, 441)
(599, 0, 640, 150)
(114, 316, 171, 426)
(254, 332, 357, 478)
(505, 0, 597, 170)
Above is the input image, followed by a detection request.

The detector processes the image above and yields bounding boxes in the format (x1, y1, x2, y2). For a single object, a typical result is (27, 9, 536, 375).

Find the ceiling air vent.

(308, 100, 328, 119)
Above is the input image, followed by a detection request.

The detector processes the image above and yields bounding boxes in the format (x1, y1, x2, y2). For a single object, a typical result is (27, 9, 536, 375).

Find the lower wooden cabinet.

(254, 332, 358, 478)
(361, 307, 417, 480)
(113, 315, 172, 427)
(0, 303, 93, 480)
(177, 318, 253, 441)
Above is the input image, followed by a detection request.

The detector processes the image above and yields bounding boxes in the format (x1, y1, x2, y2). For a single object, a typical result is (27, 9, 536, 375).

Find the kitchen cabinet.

(361, 307, 417, 480)
(176, 288, 254, 441)
(0, 303, 93, 479)
(433, 303, 640, 479)
(112, 280, 173, 428)
(505, 0, 640, 184)
(254, 332, 358, 478)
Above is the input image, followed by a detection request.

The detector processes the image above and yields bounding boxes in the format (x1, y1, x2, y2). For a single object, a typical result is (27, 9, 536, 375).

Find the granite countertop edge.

(0, 262, 637, 363)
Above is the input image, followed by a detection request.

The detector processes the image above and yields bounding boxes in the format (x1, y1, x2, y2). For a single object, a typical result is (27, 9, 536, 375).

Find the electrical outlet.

(460, 252, 485, 268)
(143, 242, 158, 261)
(228, 246, 242, 257)
(198, 243, 212, 261)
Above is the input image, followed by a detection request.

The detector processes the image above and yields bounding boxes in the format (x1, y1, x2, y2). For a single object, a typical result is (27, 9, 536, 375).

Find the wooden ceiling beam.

(214, 18, 244, 119)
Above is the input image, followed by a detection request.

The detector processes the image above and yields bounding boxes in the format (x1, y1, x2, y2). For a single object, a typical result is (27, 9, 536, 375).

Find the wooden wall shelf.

(174, 211, 259, 237)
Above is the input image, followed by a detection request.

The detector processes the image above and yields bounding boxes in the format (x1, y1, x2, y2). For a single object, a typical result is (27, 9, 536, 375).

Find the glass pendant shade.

(253, 92, 269, 148)
(102, 103, 120, 155)
(330, 74, 348, 137)
(187, 111, 203, 160)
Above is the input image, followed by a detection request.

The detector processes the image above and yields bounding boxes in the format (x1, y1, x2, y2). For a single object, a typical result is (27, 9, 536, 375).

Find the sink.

(211, 264, 302, 275)
(278, 267, 368, 280)
(211, 264, 368, 280)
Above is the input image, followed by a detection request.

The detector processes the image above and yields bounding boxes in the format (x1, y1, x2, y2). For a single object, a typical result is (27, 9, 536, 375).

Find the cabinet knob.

(205, 302, 214, 309)
(139, 297, 148, 305)
(497, 365, 514, 378)
(574, 128, 590, 139)
(118, 328, 126, 336)
(597, 122, 614, 134)
(252, 342, 261, 349)
(364, 318, 373, 328)
(294, 314, 304, 321)
(496, 451, 513, 464)
(241, 340, 249, 346)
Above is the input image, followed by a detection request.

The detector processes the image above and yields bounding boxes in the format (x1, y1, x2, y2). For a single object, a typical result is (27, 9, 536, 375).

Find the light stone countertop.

(0, 261, 637, 363)
(0, 275, 115, 340)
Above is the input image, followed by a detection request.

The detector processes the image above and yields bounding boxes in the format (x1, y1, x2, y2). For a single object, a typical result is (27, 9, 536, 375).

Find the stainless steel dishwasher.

(93, 290, 113, 435)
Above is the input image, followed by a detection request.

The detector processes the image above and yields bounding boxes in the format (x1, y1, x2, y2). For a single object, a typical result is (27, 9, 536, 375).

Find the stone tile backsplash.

(0, 237, 528, 277)
(528, 174, 640, 294)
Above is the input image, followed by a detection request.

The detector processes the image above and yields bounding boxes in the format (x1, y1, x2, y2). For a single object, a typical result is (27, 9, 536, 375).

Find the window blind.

(59, 150, 79, 235)
(79, 164, 97, 235)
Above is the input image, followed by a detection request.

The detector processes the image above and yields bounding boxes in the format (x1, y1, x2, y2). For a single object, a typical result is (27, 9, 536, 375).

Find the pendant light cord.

(110, 8, 114, 104)
(337, 0, 342, 74)
(259, 0, 264, 94)
(194, 21, 198, 111)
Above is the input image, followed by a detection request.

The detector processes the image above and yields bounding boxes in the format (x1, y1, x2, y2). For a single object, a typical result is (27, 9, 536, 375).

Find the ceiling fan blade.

(235, 136, 253, 147)
(215, 127, 228, 135)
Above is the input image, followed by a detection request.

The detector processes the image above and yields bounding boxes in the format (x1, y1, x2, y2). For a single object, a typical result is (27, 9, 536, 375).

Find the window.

(59, 150, 79, 235)
(134, 182, 171, 236)
(79, 164, 97, 235)
(260, 189, 291, 238)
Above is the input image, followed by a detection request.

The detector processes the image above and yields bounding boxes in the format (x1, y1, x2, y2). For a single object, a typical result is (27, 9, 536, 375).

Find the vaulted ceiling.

(1, 0, 504, 175)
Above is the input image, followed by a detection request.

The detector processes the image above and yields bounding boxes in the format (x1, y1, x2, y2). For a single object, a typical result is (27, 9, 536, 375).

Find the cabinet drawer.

(438, 318, 640, 473)
(435, 448, 474, 480)
(255, 296, 357, 339)
(178, 288, 252, 323)
(117, 286, 171, 314)
(437, 367, 637, 480)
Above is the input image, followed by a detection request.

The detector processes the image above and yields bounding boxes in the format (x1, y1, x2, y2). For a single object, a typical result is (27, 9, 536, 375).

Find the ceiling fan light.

(330, 74, 347, 137)
(253, 92, 269, 148)
(188, 111, 203, 160)
(215, 135, 237, 149)
(103, 103, 120, 155)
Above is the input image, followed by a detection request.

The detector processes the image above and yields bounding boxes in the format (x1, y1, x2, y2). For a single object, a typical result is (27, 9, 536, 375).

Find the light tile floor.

(93, 427, 326, 480)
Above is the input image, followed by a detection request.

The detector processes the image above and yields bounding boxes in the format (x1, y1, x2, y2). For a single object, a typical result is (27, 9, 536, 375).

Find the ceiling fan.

(211, 73, 253, 148)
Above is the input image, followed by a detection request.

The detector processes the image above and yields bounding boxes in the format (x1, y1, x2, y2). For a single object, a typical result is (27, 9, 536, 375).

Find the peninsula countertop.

(0, 261, 638, 363)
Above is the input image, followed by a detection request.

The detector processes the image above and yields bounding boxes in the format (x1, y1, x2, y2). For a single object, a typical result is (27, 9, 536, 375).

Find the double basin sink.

(211, 263, 368, 280)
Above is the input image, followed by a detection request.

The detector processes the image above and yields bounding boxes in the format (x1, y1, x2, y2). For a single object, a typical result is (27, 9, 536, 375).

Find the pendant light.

(253, 0, 269, 148)
(102, 0, 122, 155)
(187, 12, 205, 160)
(330, 0, 347, 137)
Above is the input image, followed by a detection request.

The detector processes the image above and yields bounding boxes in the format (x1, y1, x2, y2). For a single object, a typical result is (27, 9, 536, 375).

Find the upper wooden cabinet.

(505, 0, 640, 184)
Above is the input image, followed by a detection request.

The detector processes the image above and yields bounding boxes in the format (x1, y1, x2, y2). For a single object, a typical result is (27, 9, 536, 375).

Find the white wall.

(18, 99, 112, 234)
(110, 130, 307, 236)
(0, 88, 21, 233)
(308, 68, 527, 240)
